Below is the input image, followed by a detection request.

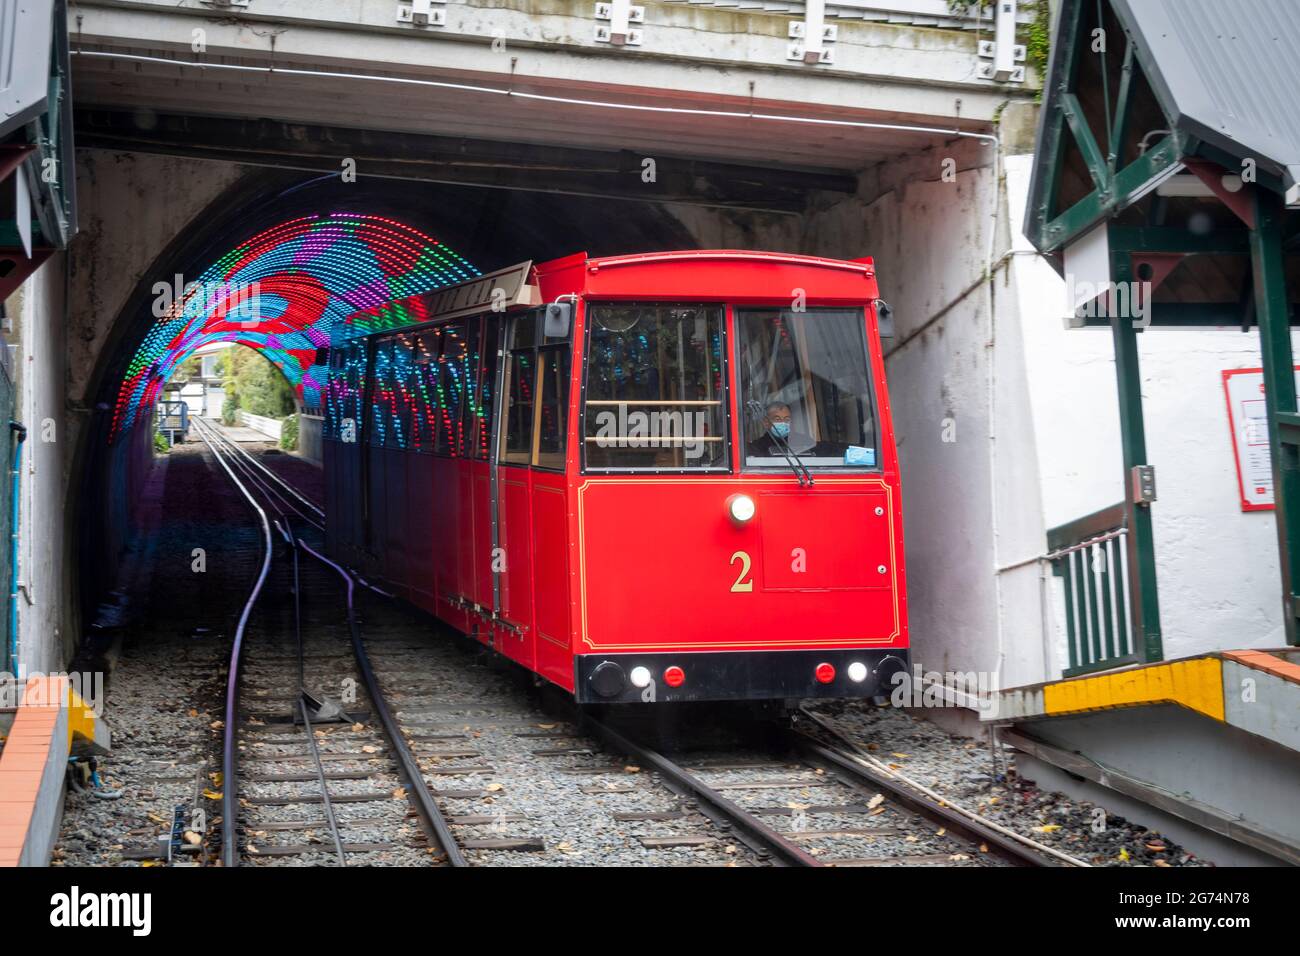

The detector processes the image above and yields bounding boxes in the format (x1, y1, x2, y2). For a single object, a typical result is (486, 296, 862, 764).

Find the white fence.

(238, 410, 283, 441)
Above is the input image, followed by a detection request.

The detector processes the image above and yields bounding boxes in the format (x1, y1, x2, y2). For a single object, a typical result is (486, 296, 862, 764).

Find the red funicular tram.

(324, 250, 908, 703)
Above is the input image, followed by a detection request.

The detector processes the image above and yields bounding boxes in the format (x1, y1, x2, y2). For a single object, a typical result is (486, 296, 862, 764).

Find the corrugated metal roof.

(0, 0, 56, 140)
(1114, 0, 1300, 190)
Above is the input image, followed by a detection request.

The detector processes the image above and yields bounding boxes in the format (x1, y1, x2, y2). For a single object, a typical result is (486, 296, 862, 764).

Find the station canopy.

(1024, 0, 1300, 329)
(1024, 0, 1300, 651)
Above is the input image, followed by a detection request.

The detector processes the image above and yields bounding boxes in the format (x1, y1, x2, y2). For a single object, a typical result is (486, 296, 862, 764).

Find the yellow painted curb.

(1043, 656, 1225, 721)
(67, 687, 98, 751)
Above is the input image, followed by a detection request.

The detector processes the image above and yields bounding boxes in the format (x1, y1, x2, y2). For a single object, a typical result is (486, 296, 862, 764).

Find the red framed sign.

(1222, 366, 1300, 512)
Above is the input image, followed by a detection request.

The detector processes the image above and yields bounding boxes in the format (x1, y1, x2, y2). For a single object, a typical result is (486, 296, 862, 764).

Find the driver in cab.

(747, 402, 816, 459)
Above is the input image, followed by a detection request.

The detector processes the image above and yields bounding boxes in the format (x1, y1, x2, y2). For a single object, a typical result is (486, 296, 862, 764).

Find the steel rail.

(203, 422, 325, 529)
(785, 717, 1061, 867)
(298, 697, 348, 865)
(287, 512, 347, 866)
(211, 421, 325, 519)
(192, 417, 274, 867)
(580, 714, 823, 867)
(295, 537, 468, 867)
(196, 418, 347, 865)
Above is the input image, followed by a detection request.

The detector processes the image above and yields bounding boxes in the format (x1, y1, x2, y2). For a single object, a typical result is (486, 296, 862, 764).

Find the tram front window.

(737, 308, 878, 469)
(583, 303, 728, 471)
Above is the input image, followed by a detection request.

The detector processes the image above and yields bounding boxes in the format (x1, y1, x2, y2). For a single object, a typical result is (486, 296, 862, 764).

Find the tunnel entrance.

(73, 171, 752, 635)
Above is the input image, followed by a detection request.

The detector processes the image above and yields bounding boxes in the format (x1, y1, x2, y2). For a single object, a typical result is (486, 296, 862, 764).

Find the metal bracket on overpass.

(396, 0, 446, 28)
(789, 0, 836, 65)
(595, 1, 644, 46)
(977, 0, 1026, 82)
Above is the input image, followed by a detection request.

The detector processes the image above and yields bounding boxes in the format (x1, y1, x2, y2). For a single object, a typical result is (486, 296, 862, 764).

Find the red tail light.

(814, 662, 836, 684)
(663, 666, 685, 688)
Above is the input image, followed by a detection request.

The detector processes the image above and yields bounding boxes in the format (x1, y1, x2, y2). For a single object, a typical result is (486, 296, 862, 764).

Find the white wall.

(14, 255, 73, 674)
(788, 142, 1287, 694)
(803, 140, 1037, 684)
(1005, 154, 1291, 667)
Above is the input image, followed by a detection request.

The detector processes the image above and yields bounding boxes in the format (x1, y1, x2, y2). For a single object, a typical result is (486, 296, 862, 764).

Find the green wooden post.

(1109, 252, 1163, 662)
(1028, 0, 1085, 250)
(1250, 187, 1300, 646)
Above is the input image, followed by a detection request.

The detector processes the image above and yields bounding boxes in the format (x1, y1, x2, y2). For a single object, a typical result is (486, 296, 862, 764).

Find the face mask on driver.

(769, 421, 791, 439)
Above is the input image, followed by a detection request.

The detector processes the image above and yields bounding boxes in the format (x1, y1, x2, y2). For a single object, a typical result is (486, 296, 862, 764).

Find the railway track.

(197, 421, 1066, 868)
(582, 711, 1067, 867)
(193, 418, 463, 866)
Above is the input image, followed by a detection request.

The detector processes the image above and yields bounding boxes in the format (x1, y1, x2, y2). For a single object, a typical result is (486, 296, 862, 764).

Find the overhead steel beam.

(73, 108, 857, 213)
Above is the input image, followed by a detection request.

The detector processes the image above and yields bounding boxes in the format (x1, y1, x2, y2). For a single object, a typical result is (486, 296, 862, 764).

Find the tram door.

(491, 309, 539, 669)
(468, 316, 499, 618)
(493, 308, 573, 680)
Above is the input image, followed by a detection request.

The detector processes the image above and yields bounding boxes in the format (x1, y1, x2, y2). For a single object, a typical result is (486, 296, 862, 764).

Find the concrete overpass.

(69, 0, 1032, 172)
(6, 0, 1297, 869)
(4, 0, 1052, 683)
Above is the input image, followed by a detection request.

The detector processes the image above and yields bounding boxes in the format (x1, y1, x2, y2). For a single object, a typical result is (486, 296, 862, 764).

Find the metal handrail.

(1045, 501, 1136, 677)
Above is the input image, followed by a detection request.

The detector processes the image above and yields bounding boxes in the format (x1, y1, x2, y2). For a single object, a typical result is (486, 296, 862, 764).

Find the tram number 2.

(730, 551, 754, 593)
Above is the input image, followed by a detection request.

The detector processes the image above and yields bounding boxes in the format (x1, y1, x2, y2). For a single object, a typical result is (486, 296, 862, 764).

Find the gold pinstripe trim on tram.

(575, 477, 902, 652)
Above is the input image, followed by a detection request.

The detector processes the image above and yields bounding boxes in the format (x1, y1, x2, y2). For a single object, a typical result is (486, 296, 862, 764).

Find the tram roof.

(343, 249, 882, 338)
(535, 249, 879, 305)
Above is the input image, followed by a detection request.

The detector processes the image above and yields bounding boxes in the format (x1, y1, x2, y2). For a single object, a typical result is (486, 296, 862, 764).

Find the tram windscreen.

(736, 308, 878, 469)
(583, 303, 728, 471)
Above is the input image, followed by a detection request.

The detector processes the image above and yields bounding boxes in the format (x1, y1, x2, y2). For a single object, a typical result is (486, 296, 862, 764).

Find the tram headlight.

(727, 493, 756, 523)
(847, 661, 868, 683)
(629, 666, 652, 688)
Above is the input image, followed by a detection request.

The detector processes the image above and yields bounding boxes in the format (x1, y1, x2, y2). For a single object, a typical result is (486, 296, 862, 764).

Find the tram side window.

(434, 323, 468, 456)
(367, 337, 397, 448)
(501, 332, 536, 465)
(501, 312, 571, 470)
(408, 328, 442, 454)
(736, 308, 877, 469)
(468, 318, 497, 460)
(389, 332, 417, 450)
(583, 303, 727, 471)
(325, 343, 364, 441)
(534, 346, 570, 469)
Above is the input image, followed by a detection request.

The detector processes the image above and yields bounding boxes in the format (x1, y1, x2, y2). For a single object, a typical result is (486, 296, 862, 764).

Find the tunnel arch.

(109, 212, 481, 439)
(74, 170, 701, 633)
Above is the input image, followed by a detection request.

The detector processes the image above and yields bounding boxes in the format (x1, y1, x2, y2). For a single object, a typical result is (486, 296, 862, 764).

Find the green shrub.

(222, 346, 296, 418)
(279, 413, 299, 452)
(222, 396, 238, 427)
(153, 430, 170, 454)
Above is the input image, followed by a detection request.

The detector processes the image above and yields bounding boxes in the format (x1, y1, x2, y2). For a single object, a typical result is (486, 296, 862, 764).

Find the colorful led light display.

(111, 214, 479, 440)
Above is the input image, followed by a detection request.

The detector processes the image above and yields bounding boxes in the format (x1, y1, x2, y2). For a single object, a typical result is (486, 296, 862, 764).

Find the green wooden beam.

(1062, 93, 1112, 195)
(1043, 134, 1183, 253)
(1026, 0, 1088, 251)
(1110, 254, 1163, 663)
(1107, 226, 1251, 255)
(1108, 40, 1136, 173)
(1278, 411, 1300, 450)
(1192, 138, 1290, 199)
(1250, 187, 1300, 645)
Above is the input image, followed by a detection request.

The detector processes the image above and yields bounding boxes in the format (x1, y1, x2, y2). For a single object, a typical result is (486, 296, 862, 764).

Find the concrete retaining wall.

(298, 414, 324, 466)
